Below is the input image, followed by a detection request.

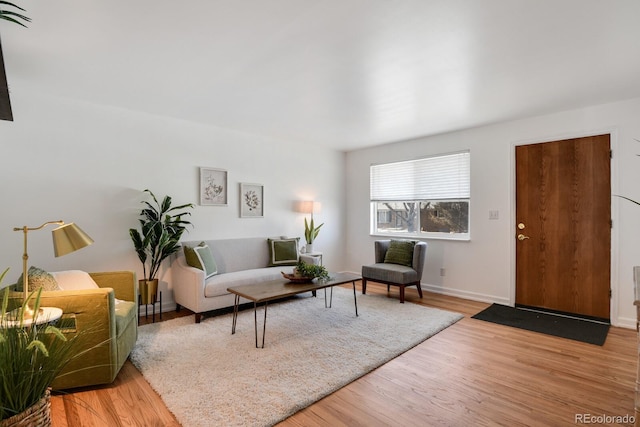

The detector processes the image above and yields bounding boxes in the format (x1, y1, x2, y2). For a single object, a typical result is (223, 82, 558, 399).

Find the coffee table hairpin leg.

(230, 295, 268, 348)
(324, 281, 359, 317)
(324, 287, 333, 308)
(255, 301, 268, 349)
(231, 294, 240, 334)
(352, 280, 359, 316)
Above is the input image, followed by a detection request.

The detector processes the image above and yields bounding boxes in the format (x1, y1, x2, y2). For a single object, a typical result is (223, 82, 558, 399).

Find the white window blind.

(370, 151, 470, 201)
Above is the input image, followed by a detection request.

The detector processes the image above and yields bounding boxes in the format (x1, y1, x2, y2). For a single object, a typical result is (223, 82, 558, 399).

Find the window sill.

(370, 233, 470, 242)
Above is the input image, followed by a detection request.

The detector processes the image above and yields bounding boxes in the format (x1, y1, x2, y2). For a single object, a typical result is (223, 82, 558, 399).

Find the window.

(377, 209, 392, 224)
(370, 151, 470, 240)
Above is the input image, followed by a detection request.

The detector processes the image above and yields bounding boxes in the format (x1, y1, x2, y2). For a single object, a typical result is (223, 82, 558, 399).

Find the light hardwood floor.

(50, 282, 636, 427)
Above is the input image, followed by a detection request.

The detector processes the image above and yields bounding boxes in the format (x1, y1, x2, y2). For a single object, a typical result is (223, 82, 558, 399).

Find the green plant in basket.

(294, 260, 329, 281)
(0, 268, 77, 422)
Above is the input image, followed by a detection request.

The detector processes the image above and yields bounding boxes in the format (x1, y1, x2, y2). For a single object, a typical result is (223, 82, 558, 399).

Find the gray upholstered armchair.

(361, 240, 427, 303)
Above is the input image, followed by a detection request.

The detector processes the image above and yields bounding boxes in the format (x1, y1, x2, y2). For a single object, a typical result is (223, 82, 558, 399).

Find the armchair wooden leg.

(195, 313, 202, 324)
(362, 279, 367, 295)
(416, 283, 423, 298)
(399, 285, 405, 303)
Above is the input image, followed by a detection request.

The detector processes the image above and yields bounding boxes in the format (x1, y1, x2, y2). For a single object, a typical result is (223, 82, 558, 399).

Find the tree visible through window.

(370, 152, 470, 239)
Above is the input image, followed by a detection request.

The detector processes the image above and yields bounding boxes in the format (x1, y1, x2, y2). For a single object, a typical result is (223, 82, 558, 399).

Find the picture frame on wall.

(240, 183, 264, 218)
(200, 167, 228, 206)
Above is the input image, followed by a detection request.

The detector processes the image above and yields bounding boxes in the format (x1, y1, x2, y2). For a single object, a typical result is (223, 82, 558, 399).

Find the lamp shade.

(296, 201, 321, 215)
(52, 223, 94, 257)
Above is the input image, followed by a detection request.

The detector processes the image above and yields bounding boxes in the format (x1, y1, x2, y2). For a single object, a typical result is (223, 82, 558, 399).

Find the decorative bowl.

(281, 272, 313, 283)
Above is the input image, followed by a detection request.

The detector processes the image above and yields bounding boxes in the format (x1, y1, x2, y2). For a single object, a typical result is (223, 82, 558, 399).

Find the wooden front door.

(515, 134, 611, 320)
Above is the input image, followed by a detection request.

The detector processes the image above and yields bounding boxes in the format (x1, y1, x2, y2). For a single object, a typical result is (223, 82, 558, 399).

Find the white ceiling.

(2, 0, 640, 151)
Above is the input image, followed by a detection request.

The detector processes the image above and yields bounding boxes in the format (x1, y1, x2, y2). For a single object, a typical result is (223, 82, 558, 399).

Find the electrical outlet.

(489, 210, 499, 220)
(440, 268, 446, 277)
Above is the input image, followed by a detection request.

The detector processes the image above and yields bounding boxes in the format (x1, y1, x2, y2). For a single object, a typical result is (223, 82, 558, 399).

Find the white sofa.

(172, 237, 317, 323)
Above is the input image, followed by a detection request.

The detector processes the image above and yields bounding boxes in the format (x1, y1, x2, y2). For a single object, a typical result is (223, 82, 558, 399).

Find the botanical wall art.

(200, 168, 227, 206)
(240, 183, 264, 217)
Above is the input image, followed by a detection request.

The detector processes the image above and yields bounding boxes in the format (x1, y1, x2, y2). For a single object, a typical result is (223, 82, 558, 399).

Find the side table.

(2, 307, 63, 328)
(304, 251, 323, 266)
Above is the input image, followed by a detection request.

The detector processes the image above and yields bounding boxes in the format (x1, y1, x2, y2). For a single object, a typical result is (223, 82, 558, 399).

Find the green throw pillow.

(194, 244, 217, 278)
(15, 266, 60, 292)
(184, 242, 217, 278)
(184, 244, 202, 269)
(267, 238, 299, 267)
(384, 240, 416, 267)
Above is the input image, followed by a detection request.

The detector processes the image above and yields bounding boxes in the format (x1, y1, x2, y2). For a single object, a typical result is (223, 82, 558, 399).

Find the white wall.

(4, 89, 639, 328)
(345, 97, 640, 328)
(0, 91, 346, 308)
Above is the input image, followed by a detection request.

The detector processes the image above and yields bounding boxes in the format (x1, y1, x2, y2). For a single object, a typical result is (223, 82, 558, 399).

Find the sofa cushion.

(194, 244, 218, 278)
(362, 263, 419, 284)
(204, 267, 293, 298)
(50, 270, 99, 290)
(181, 237, 282, 274)
(114, 300, 136, 335)
(267, 238, 299, 267)
(15, 266, 61, 292)
(384, 240, 416, 267)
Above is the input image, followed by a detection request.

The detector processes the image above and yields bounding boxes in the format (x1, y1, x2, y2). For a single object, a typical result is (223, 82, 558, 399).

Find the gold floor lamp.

(13, 220, 94, 318)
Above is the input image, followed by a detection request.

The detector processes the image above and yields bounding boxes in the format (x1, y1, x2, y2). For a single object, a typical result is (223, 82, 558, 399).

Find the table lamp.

(296, 200, 321, 221)
(13, 220, 94, 318)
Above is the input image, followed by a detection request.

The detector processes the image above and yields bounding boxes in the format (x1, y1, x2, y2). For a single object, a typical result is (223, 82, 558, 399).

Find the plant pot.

(139, 279, 158, 305)
(0, 388, 51, 427)
(305, 243, 314, 254)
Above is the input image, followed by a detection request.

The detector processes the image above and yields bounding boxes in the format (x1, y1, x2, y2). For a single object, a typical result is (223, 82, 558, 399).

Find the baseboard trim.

(138, 301, 179, 318)
(341, 270, 509, 306)
(420, 283, 510, 306)
(343, 270, 634, 329)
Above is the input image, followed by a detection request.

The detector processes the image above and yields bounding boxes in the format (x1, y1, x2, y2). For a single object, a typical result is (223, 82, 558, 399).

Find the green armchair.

(10, 271, 138, 390)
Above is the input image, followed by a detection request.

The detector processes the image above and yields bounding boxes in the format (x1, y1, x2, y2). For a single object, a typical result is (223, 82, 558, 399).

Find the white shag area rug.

(130, 286, 463, 427)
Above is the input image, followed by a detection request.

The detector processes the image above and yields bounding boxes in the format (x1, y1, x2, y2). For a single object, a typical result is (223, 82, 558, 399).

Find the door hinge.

(610, 219, 613, 229)
(610, 289, 612, 298)
(610, 149, 613, 158)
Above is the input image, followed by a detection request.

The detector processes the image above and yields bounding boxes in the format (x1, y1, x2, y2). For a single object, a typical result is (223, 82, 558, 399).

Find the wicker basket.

(0, 389, 51, 427)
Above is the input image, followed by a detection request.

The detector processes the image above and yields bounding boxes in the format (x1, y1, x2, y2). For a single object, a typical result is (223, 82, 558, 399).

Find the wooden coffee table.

(227, 272, 361, 348)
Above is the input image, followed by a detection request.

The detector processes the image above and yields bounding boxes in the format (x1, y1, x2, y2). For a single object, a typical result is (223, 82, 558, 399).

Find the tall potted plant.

(129, 189, 194, 304)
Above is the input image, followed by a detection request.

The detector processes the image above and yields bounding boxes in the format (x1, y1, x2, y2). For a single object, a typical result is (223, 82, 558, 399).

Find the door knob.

(518, 223, 526, 230)
(517, 234, 530, 241)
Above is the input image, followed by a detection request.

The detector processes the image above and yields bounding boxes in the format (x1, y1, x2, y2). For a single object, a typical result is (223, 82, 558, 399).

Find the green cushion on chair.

(384, 240, 416, 267)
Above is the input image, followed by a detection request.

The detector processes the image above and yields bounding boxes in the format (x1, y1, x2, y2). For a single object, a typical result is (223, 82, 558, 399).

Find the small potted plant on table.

(304, 217, 323, 254)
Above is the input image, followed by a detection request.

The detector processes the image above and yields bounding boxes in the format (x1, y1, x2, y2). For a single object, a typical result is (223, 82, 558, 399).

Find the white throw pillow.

(50, 270, 99, 290)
